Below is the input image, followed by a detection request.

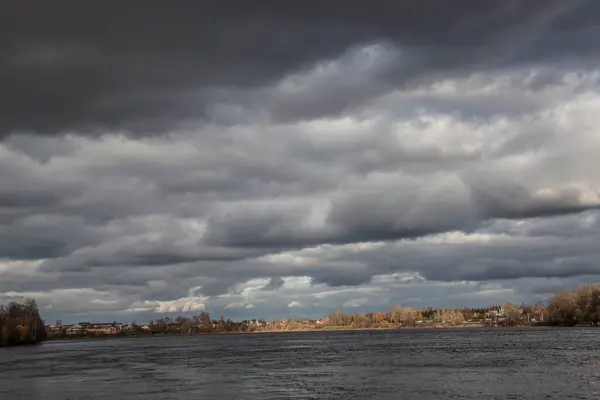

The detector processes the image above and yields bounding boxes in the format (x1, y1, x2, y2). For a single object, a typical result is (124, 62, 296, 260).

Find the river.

(1, 328, 599, 399)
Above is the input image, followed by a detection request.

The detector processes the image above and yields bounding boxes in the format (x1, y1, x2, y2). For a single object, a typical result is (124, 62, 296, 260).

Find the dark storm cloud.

(203, 181, 600, 249)
(38, 243, 266, 273)
(263, 277, 285, 291)
(470, 183, 600, 220)
(1, 0, 595, 137)
(310, 271, 373, 287)
(274, 219, 600, 287)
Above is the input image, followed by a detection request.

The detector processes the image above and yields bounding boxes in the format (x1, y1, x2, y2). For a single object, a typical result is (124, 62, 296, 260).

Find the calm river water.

(1, 328, 599, 399)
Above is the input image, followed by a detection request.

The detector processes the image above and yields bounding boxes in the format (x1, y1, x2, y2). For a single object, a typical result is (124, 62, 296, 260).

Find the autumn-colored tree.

(501, 302, 522, 327)
(392, 305, 404, 325)
(547, 284, 600, 326)
(548, 290, 578, 325)
(0, 299, 46, 346)
(198, 312, 212, 332)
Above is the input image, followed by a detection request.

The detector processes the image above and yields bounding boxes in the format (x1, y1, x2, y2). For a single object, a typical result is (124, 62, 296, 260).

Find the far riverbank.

(45, 323, 566, 344)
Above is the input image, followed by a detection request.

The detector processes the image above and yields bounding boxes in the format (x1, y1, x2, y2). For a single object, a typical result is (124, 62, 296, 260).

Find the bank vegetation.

(547, 284, 600, 326)
(0, 299, 47, 346)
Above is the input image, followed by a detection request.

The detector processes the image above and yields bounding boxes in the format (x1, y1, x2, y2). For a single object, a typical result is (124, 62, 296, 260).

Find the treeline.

(148, 312, 267, 334)
(324, 307, 495, 328)
(547, 284, 600, 326)
(143, 303, 542, 334)
(0, 299, 47, 346)
(145, 302, 549, 334)
(323, 284, 600, 328)
(325, 307, 470, 328)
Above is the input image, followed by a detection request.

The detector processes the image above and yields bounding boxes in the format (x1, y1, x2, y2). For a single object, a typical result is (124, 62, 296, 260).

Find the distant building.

(66, 324, 85, 335)
(87, 323, 119, 335)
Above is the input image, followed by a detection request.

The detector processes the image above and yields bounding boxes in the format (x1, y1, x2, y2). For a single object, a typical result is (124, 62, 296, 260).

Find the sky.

(1, 1, 600, 324)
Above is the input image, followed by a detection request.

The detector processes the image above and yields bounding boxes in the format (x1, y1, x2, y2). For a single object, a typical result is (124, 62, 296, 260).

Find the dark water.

(1, 328, 599, 399)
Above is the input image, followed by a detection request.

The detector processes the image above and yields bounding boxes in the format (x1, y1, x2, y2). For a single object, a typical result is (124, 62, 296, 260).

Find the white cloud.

(154, 297, 207, 313)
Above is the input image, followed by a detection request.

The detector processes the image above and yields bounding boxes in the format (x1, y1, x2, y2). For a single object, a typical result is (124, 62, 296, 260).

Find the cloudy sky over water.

(1, 1, 600, 323)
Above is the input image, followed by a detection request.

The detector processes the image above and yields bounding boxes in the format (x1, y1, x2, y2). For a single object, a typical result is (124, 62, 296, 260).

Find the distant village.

(46, 317, 269, 339)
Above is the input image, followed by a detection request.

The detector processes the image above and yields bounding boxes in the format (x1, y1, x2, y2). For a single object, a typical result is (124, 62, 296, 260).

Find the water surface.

(1, 328, 599, 399)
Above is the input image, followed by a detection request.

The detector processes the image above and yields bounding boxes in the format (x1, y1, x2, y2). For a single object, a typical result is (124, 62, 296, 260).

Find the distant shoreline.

(5, 325, 590, 347)
(42, 323, 578, 344)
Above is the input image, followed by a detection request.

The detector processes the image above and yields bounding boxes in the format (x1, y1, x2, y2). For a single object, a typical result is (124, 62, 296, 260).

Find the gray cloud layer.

(2, 0, 598, 136)
(1, 1, 600, 322)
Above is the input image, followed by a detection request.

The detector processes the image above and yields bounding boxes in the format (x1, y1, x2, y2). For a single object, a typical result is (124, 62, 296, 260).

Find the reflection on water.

(1, 328, 600, 399)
